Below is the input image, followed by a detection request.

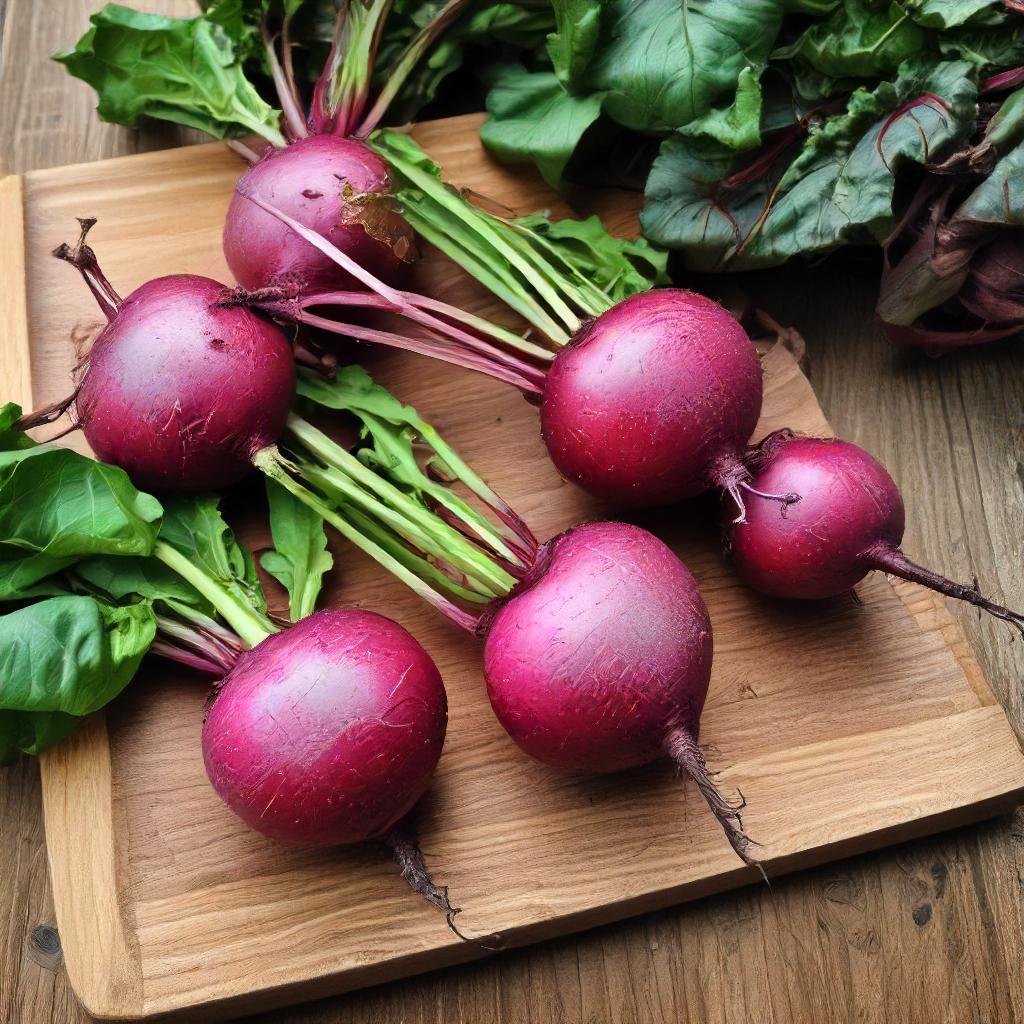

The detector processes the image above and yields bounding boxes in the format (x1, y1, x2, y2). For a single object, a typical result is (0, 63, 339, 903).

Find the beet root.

(482, 521, 759, 867)
(202, 609, 447, 846)
(224, 135, 412, 292)
(76, 273, 295, 492)
(539, 290, 764, 507)
(729, 432, 1024, 633)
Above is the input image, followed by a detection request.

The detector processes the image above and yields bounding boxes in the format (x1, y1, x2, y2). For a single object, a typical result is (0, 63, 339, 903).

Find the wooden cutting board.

(4, 113, 1024, 1022)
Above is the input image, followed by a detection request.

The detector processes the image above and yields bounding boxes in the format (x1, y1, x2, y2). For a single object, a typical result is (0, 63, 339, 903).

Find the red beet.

(540, 291, 764, 507)
(224, 135, 410, 292)
(203, 609, 447, 846)
(31, 224, 296, 493)
(483, 521, 757, 866)
(79, 274, 294, 492)
(729, 432, 1024, 632)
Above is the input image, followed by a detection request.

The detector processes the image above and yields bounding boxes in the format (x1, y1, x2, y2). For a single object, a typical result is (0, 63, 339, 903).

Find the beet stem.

(52, 218, 122, 322)
(664, 727, 766, 879)
(384, 822, 499, 948)
(868, 542, 1024, 637)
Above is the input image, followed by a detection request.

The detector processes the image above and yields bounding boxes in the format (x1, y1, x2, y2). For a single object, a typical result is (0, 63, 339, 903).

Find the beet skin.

(539, 289, 763, 507)
(224, 135, 406, 292)
(483, 521, 712, 772)
(77, 275, 295, 493)
(729, 433, 1024, 632)
(202, 609, 447, 847)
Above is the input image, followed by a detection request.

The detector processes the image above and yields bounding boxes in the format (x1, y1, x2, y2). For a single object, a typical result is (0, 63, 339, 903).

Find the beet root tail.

(665, 727, 766, 880)
(868, 542, 1024, 638)
(384, 822, 501, 949)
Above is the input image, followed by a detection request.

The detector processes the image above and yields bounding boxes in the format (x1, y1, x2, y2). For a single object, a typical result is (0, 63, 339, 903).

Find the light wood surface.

(2, 3, 1024, 1024)
(6, 117, 1024, 1018)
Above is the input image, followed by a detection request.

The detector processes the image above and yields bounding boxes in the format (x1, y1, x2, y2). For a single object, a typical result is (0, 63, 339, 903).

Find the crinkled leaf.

(548, 0, 602, 89)
(586, 0, 784, 133)
(54, 3, 286, 145)
(0, 404, 162, 599)
(903, 0, 1007, 29)
(73, 554, 211, 614)
(481, 65, 605, 189)
(677, 65, 766, 152)
(642, 59, 979, 270)
(0, 596, 155, 762)
(509, 212, 669, 301)
(261, 477, 333, 621)
(939, 21, 1024, 69)
(772, 0, 929, 79)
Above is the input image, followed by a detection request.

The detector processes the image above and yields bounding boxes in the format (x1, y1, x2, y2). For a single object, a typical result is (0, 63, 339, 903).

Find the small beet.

(729, 432, 1024, 633)
(224, 135, 410, 292)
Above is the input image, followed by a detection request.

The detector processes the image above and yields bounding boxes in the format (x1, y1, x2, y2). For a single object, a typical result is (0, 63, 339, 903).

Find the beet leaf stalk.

(254, 365, 538, 634)
(237, 138, 792, 517)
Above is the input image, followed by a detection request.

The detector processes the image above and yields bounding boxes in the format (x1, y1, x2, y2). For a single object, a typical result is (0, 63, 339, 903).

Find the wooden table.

(2, 2, 1022, 1021)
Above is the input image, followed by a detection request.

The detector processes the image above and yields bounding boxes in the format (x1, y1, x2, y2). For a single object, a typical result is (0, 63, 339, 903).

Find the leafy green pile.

(0, 403, 289, 763)
(55, 0, 550, 145)
(476, 0, 1024, 349)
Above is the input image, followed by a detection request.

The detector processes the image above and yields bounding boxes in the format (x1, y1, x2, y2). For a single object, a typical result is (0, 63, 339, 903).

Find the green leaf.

(73, 554, 211, 614)
(902, 0, 1007, 29)
(508, 212, 669, 302)
(586, 0, 784, 133)
(772, 0, 929, 79)
(158, 496, 269, 620)
(642, 59, 979, 269)
(375, 2, 554, 124)
(54, 3, 286, 146)
(939, 21, 1024, 69)
(677, 65, 766, 152)
(0, 596, 155, 762)
(261, 477, 333, 621)
(0, 405, 163, 599)
(481, 65, 605, 190)
(548, 0, 602, 89)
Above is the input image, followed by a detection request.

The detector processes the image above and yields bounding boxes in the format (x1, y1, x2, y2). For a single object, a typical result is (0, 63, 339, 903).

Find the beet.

(540, 290, 764, 507)
(203, 608, 446, 846)
(30, 225, 295, 493)
(224, 135, 410, 292)
(729, 432, 1024, 632)
(483, 521, 757, 866)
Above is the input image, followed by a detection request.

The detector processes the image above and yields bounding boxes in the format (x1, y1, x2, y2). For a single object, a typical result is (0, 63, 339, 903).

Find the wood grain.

(7, 122, 1024, 1020)
(2, 5, 1023, 1024)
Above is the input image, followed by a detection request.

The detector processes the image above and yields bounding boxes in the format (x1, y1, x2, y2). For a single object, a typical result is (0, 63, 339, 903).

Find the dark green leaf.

(548, 0, 602, 89)
(642, 59, 979, 269)
(676, 65, 766, 152)
(158, 496, 268, 618)
(261, 477, 333, 621)
(586, 0, 784, 133)
(480, 64, 605, 189)
(0, 405, 163, 599)
(53, 3, 286, 145)
(902, 0, 1007, 29)
(0, 596, 155, 761)
(772, 0, 929, 79)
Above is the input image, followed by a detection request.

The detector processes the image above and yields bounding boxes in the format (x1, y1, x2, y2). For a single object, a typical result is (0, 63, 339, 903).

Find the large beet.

(483, 521, 757, 866)
(75, 274, 295, 492)
(203, 609, 447, 846)
(539, 290, 764, 507)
